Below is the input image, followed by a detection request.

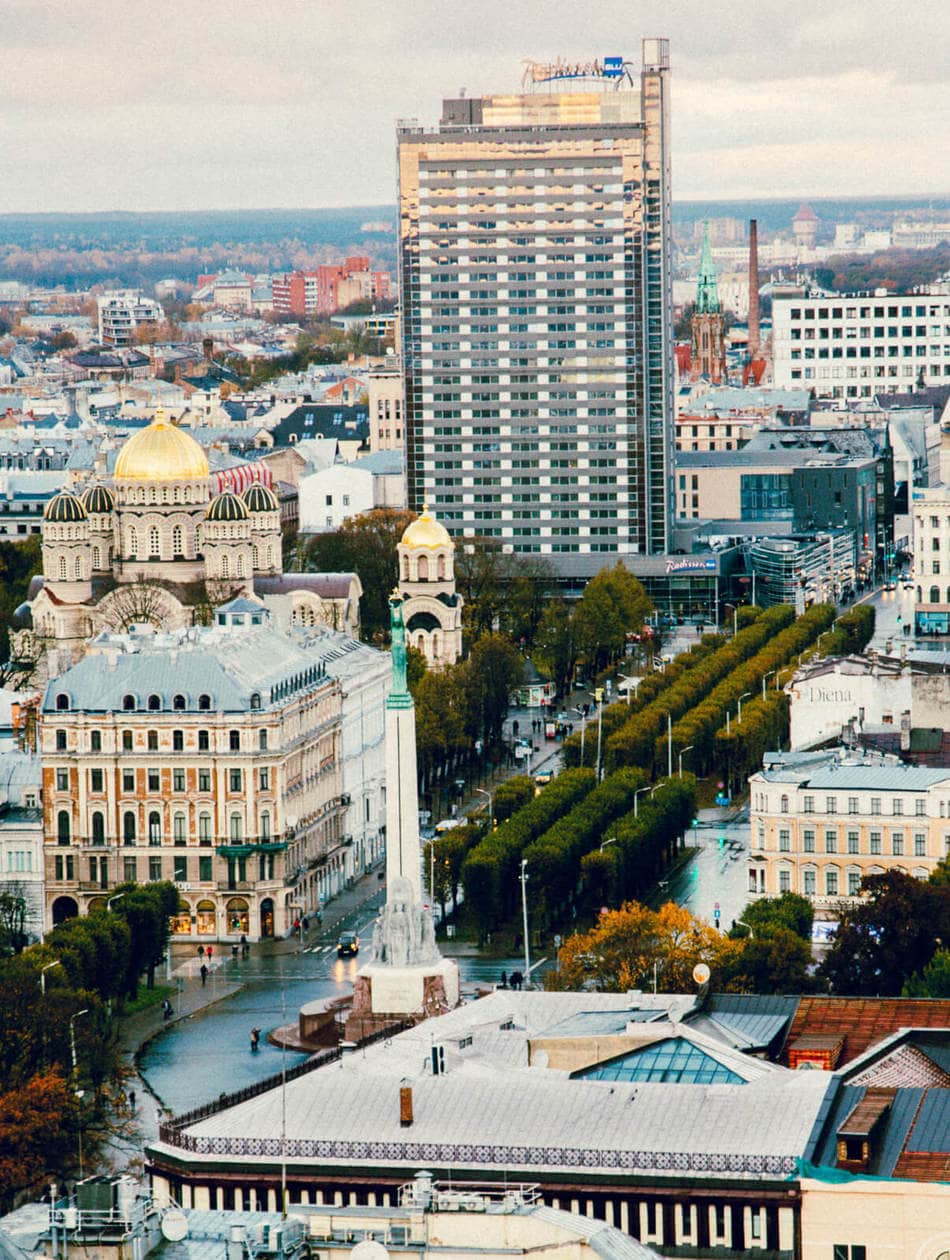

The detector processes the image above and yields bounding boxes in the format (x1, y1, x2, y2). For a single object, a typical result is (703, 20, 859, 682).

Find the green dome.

(205, 491, 250, 523)
(243, 483, 279, 512)
(44, 492, 88, 523)
(81, 484, 116, 514)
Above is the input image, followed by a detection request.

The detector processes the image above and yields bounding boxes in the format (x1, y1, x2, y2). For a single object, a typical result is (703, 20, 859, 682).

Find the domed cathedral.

(397, 504, 463, 668)
(16, 409, 357, 680)
(112, 410, 211, 586)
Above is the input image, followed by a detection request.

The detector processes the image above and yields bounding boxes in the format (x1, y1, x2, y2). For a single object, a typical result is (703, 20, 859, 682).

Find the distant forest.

(0, 196, 948, 291)
(0, 207, 398, 289)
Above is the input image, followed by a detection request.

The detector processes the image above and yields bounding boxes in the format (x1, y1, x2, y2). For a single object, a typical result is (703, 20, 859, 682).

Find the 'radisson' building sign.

(522, 56, 630, 89)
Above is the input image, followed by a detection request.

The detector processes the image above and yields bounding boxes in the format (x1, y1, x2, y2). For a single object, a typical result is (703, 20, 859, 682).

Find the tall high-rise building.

(397, 40, 673, 565)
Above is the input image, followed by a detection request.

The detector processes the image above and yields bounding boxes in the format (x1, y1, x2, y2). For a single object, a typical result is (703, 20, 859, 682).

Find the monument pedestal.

(345, 958, 460, 1042)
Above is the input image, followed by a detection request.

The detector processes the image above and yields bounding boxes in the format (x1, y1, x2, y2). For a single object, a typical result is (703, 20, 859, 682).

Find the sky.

(1, 0, 948, 214)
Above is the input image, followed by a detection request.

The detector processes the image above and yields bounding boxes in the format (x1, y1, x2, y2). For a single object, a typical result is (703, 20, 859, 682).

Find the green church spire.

(695, 221, 720, 315)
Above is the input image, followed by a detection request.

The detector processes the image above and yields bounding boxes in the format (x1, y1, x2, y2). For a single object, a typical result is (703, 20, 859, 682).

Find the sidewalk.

(103, 963, 243, 1175)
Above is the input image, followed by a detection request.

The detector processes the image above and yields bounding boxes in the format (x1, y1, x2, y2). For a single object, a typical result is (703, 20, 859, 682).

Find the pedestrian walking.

(197, 944, 205, 959)
(162, 999, 173, 1021)
(128, 1088, 136, 1110)
(240, 934, 249, 957)
(499, 971, 508, 989)
(200, 963, 208, 987)
(250, 1027, 261, 1052)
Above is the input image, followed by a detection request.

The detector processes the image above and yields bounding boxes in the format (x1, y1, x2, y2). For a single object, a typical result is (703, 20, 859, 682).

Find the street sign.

(554, 934, 562, 947)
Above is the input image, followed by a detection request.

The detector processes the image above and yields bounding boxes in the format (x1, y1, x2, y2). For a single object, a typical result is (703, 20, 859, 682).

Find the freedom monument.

(347, 591, 460, 1034)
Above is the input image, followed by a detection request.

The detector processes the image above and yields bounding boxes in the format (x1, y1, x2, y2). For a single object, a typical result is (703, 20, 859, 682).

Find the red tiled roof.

(892, 1150, 950, 1180)
(781, 998, 950, 1067)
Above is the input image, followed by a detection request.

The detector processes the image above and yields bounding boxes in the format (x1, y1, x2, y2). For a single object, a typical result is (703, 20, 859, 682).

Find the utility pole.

(519, 860, 531, 987)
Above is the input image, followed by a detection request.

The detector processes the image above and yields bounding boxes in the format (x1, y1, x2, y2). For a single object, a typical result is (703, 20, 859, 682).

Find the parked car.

(337, 931, 359, 957)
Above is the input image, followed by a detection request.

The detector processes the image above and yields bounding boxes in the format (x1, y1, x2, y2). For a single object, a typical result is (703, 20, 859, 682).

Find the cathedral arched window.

(172, 525, 184, 557)
(267, 546, 274, 569)
(236, 554, 246, 578)
(92, 546, 101, 570)
(149, 526, 160, 557)
(58, 555, 67, 581)
(173, 486, 180, 504)
(220, 554, 230, 578)
(252, 545, 259, 569)
(437, 555, 446, 580)
(401, 555, 408, 580)
(418, 555, 429, 580)
(74, 556, 82, 579)
(128, 527, 138, 558)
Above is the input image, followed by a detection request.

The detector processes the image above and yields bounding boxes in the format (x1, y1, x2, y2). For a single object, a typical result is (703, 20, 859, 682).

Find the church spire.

(695, 221, 720, 315)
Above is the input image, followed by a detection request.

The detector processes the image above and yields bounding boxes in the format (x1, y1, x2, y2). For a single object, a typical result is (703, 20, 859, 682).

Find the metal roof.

(906, 1088, 950, 1153)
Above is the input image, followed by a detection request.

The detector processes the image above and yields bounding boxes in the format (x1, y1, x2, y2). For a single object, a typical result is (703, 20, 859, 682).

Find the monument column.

(384, 593, 423, 902)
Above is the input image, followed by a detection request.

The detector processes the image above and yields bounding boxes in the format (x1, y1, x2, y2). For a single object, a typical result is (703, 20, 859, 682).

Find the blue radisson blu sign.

(522, 56, 630, 88)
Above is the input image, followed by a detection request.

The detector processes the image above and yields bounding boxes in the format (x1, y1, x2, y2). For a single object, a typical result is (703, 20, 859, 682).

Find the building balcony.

(215, 842, 287, 858)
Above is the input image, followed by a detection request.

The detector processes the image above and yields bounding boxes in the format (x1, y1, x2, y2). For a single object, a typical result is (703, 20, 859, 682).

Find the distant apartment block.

(368, 361, 405, 452)
(272, 258, 391, 318)
(773, 284, 950, 398)
(749, 750, 950, 909)
(97, 290, 163, 347)
(397, 40, 675, 563)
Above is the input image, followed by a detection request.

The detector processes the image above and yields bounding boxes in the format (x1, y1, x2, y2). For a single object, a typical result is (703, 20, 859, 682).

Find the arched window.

(918, 586, 923, 603)
(147, 694, 161, 711)
(148, 811, 162, 845)
(267, 546, 274, 569)
(128, 526, 138, 558)
(931, 586, 940, 604)
(173, 813, 186, 844)
(122, 694, 136, 711)
(55, 693, 69, 711)
(57, 810, 71, 844)
(91, 812, 105, 845)
(252, 545, 259, 569)
(825, 867, 839, 896)
(259, 729, 267, 751)
(260, 811, 271, 841)
(92, 545, 101, 569)
(73, 556, 82, 579)
(173, 486, 180, 504)
(250, 693, 261, 711)
(780, 794, 789, 813)
(237, 553, 246, 578)
(220, 553, 230, 578)
(432, 632, 441, 657)
(401, 555, 408, 580)
(172, 525, 184, 557)
(418, 555, 429, 580)
(198, 694, 211, 711)
(437, 555, 446, 580)
(149, 526, 160, 557)
(147, 731, 158, 751)
(173, 730, 184, 751)
(198, 813, 212, 844)
(173, 694, 186, 710)
(230, 814, 243, 843)
(58, 555, 67, 581)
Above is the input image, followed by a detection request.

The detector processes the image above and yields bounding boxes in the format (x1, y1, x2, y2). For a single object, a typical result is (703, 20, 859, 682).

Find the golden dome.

(401, 503, 452, 550)
(114, 409, 209, 482)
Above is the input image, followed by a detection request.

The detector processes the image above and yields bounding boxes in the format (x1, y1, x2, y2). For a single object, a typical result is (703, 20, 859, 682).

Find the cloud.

(0, 0, 945, 210)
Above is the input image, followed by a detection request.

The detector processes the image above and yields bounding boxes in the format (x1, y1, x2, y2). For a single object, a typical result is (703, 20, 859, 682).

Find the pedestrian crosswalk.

(302, 944, 341, 954)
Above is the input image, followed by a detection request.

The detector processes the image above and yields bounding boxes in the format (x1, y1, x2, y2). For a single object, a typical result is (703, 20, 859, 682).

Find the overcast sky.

(1, 0, 947, 213)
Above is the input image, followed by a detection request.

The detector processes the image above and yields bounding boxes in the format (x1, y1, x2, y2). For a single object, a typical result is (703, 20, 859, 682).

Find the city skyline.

(1, 0, 947, 214)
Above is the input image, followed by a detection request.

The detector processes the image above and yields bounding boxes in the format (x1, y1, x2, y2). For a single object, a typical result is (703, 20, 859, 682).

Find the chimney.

(748, 219, 760, 359)
(400, 1084, 413, 1127)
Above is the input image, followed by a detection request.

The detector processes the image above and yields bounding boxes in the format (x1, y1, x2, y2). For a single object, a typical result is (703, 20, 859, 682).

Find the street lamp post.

(762, 670, 776, 700)
(737, 692, 752, 723)
(678, 745, 694, 778)
(665, 711, 673, 778)
(519, 860, 531, 988)
(571, 707, 587, 762)
(600, 837, 618, 852)
(69, 1009, 89, 1078)
(106, 892, 125, 913)
(633, 786, 651, 818)
(40, 959, 61, 996)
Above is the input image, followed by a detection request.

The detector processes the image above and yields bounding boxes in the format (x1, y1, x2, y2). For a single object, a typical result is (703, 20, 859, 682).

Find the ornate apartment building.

(39, 598, 348, 940)
(749, 749, 950, 914)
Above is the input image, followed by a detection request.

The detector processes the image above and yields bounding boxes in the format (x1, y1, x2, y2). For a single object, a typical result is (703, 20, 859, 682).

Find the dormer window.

(122, 694, 135, 711)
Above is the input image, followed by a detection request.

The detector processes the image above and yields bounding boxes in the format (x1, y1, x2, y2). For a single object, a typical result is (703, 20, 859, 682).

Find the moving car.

(337, 930, 359, 957)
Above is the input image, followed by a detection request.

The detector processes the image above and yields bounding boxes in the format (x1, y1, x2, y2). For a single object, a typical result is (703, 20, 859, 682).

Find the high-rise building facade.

(397, 41, 674, 564)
